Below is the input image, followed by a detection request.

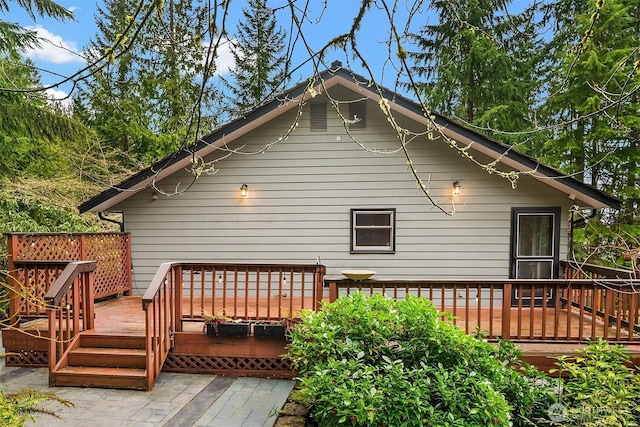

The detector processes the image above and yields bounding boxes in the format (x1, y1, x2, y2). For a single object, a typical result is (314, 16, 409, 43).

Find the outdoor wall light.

(240, 184, 248, 198)
(452, 181, 461, 196)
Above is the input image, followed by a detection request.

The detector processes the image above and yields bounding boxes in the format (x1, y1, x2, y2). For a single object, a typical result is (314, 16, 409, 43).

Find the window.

(310, 102, 327, 131)
(348, 101, 366, 129)
(351, 209, 395, 253)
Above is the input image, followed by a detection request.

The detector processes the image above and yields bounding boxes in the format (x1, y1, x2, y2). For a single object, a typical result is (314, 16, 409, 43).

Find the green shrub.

(287, 292, 554, 426)
(550, 339, 640, 426)
(0, 388, 72, 426)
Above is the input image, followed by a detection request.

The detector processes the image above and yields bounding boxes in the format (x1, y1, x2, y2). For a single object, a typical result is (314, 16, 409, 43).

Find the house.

(79, 62, 620, 291)
(4, 64, 635, 389)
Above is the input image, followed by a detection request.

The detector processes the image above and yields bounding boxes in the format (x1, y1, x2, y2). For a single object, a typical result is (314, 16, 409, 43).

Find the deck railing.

(561, 260, 636, 280)
(141, 262, 325, 387)
(5, 233, 132, 322)
(326, 269, 640, 343)
(142, 262, 176, 391)
(561, 260, 639, 338)
(43, 261, 97, 383)
(175, 262, 326, 327)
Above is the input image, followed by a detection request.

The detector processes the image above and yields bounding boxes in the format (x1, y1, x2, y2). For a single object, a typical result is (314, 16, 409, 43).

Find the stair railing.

(43, 261, 97, 384)
(142, 262, 177, 391)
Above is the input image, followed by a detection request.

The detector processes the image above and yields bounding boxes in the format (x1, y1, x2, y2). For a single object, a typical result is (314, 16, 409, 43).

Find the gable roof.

(79, 64, 622, 213)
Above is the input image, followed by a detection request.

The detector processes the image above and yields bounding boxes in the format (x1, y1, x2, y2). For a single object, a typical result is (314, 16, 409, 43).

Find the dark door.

(510, 207, 561, 306)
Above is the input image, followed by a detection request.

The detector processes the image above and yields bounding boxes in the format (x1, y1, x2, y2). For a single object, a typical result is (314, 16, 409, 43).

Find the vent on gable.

(348, 101, 366, 129)
(310, 102, 327, 132)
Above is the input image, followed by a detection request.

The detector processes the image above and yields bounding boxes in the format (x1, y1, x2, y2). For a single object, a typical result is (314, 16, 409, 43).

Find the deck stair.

(50, 333, 148, 391)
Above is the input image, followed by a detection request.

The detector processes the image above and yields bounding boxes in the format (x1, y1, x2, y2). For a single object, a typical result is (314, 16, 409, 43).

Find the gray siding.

(115, 91, 572, 293)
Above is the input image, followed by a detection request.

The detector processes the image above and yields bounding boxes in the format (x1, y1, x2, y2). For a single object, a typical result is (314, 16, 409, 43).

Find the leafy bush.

(550, 340, 640, 426)
(287, 292, 554, 426)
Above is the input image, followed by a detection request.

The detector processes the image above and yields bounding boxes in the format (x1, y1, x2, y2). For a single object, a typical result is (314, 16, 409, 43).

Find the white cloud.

(68, 6, 80, 13)
(24, 25, 85, 64)
(45, 88, 74, 111)
(212, 38, 236, 76)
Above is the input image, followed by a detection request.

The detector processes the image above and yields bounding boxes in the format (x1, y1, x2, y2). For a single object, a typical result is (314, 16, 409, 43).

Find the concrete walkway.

(0, 362, 294, 427)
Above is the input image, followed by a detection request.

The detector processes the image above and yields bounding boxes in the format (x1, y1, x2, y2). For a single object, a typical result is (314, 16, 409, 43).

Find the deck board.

(11, 295, 639, 341)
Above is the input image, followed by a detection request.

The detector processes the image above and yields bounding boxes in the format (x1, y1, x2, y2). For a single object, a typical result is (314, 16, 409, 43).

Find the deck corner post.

(144, 308, 154, 390)
(124, 233, 133, 295)
(174, 264, 183, 332)
(47, 305, 56, 375)
(314, 266, 325, 311)
(6, 234, 21, 324)
(501, 283, 512, 340)
(84, 269, 96, 330)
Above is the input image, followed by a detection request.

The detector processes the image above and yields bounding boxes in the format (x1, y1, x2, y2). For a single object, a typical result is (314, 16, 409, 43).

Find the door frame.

(510, 207, 561, 306)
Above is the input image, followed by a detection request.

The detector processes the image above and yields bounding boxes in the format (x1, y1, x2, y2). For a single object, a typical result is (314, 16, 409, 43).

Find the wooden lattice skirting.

(4, 350, 48, 367)
(163, 354, 295, 379)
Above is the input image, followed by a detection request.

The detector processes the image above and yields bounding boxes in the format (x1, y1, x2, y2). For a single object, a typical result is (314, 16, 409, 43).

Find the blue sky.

(11, 0, 418, 105)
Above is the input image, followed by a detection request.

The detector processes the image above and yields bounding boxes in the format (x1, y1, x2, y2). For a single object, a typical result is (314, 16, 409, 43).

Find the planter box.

(253, 322, 286, 339)
(206, 322, 251, 337)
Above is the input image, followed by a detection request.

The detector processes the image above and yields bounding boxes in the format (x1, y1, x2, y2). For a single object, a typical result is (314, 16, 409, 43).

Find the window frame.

(350, 208, 396, 254)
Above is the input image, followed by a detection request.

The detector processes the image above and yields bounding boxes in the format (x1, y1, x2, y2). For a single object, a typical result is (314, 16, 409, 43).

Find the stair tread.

(79, 334, 147, 349)
(56, 366, 146, 378)
(71, 347, 146, 355)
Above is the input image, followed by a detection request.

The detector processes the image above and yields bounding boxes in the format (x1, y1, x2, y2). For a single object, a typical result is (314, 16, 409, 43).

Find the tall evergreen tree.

(0, 53, 91, 178)
(406, 0, 541, 139)
(540, 0, 639, 223)
(223, 0, 289, 116)
(76, 0, 219, 162)
(0, 0, 91, 179)
(0, 0, 73, 53)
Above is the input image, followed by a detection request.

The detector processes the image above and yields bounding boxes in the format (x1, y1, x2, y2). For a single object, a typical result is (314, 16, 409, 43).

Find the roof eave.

(79, 66, 622, 213)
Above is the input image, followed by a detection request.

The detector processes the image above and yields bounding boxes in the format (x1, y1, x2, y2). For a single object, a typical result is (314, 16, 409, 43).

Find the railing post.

(328, 281, 338, 303)
(6, 234, 21, 324)
(174, 264, 183, 332)
(314, 266, 325, 311)
(562, 262, 570, 279)
(628, 293, 638, 341)
(84, 270, 95, 330)
(48, 302, 57, 385)
(124, 233, 133, 295)
(144, 307, 154, 391)
(501, 283, 512, 340)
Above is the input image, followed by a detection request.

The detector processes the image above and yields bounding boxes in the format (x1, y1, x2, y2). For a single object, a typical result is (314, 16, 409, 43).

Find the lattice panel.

(236, 358, 292, 371)
(84, 234, 130, 298)
(164, 354, 293, 377)
(13, 264, 64, 316)
(8, 233, 131, 313)
(13, 235, 82, 261)
(4, 350, 48, 367)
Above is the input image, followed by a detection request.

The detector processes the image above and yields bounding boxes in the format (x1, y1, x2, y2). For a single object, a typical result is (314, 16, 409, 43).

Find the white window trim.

(350, 209, 396, 254)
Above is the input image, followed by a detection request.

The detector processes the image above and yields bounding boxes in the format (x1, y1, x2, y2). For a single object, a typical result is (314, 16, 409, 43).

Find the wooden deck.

(5, 237, 638, 390)
(5, 293, 638, 338)
(71, 295, 640, 340)
(4, 295, 640, 375)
